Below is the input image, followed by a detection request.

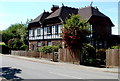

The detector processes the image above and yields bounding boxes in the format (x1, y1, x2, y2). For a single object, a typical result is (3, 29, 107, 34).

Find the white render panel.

(52, 26, 54, 34)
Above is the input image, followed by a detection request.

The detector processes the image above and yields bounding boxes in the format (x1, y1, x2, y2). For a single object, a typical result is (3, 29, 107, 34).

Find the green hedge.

(0, 44, 10, 54)
(39, 46, 59, 54)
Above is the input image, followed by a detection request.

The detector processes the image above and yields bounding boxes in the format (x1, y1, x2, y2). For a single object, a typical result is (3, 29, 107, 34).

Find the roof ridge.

(79, 6, 93, 9)
(63, 6, 78, 10)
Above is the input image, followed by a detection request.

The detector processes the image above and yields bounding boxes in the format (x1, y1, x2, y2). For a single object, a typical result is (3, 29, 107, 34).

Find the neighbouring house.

(28, 5, 117, 51)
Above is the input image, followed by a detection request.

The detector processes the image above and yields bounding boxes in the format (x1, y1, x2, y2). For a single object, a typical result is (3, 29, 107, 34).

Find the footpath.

(0, 54, 119, 74)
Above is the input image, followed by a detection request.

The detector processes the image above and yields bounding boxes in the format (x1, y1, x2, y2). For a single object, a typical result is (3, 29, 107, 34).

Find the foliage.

(20, 44, 28, 50)
(0, 42, 6, 46)
(111, 45, 120, 49)
(39, 46, 59, 54)
(1, 19, 32, 50)
(96, 49, 106, 65)
(81, 44, 96, 65)
(7, 38, 22, 50)
(62, 14, 91, 49)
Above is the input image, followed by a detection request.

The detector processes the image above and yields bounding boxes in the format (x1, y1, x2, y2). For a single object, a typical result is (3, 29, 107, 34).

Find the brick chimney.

(51, 5, 59, 13)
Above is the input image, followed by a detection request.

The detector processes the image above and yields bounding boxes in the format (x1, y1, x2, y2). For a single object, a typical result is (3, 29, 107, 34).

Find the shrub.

(0, 43, 10, 54)
(20, 44, 28, 50)
(81, 44, 96, 65)
(111, 45, 120, 49)
(7, 38, 22, 50)
(96, 49, 106, 65)
(39, 46, 59, 54)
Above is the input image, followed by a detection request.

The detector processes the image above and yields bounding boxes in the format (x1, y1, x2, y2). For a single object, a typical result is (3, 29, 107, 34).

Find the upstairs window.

(47, 27, 52, 35)
(55, 25, 58, 34)
(58, 24, 63, 33)
(29, 30, 34, 36)
(37, 28, 41, 36)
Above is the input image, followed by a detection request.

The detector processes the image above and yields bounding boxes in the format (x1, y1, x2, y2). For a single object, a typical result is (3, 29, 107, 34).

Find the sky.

(0, 1, 119, 35)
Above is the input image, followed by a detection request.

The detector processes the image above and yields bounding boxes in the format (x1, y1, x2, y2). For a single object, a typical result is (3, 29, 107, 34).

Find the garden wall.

(106, 49, 120, 67)
(11, 50, 53, 60)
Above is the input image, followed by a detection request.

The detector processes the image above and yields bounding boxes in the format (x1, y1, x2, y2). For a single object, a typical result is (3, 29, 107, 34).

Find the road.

(0, 55, 118, 80)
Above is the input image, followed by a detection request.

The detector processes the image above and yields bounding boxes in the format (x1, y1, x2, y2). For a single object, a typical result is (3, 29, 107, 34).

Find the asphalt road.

(0, 55, 118, 80)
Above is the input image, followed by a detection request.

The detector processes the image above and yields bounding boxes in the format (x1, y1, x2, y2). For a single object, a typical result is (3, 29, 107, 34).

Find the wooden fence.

(11, 50, 53, 60)
(58, 49, 80, 64)
(106, 49, 120, 67)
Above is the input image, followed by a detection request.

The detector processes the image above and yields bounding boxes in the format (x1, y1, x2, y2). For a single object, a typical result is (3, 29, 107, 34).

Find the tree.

(62, 14, 90, 49)
(62, 14, 91, 64)
(2, 19, 32, 50)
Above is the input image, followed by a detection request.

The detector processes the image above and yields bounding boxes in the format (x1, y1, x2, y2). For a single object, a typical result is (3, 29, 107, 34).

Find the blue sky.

(0, 2, 118, 35)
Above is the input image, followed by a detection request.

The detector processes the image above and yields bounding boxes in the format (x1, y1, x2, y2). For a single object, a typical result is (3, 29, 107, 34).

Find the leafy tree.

(2, 19, 32, 50)
(62, 14, 91, 49)
(62, 14, 91, 64)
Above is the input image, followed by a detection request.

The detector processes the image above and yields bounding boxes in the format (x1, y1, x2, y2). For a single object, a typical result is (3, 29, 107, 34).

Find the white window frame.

(37, 28, 41, 36)
(29, 30, 33, 36)
(47, 41, 52, 46)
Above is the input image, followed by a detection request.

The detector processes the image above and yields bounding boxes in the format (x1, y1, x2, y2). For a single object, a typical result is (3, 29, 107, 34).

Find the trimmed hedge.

(39, 46, 59, 54)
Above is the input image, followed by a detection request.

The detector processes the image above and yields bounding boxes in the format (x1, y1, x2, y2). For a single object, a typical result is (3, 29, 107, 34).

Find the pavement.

(0, 54, 119, 74)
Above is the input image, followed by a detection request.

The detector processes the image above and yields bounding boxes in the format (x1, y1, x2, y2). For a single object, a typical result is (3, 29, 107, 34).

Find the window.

(29, 30, 34, 36)
(58, 25, 63, 33)
(47, 27, 52, 35)
(37, 28, 41, 36)
(55, 25, 58, 34)
(47, 41, 52, 46)
(37, 42, 41, 47)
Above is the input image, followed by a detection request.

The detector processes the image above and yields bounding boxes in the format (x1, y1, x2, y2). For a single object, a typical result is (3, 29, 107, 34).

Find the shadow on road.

(0, 67, 23, 80)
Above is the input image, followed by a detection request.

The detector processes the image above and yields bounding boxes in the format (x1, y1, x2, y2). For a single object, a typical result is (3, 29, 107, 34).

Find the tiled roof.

(78, 6, 114, 26)
(46, 6, 78, 22)
(28, 5, 114, 28)
(30, 12, 50, 24)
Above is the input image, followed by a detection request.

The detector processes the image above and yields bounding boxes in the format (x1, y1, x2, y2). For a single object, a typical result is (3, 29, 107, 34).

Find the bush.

(20, 44, 28, 50)
(7, 38, 22, 50)
(96, 49, 106, 65)
(111, 45, 120, 49)
(81, 44, 96, 65)
(0, 43, 10, 54)
(39, 46, 59, 54)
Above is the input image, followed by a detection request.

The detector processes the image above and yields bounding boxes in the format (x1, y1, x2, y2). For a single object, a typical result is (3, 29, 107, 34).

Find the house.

(28, 5, 115, 51)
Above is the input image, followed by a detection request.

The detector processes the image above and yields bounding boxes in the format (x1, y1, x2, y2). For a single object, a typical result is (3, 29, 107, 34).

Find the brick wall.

(29, 40, 62, 51)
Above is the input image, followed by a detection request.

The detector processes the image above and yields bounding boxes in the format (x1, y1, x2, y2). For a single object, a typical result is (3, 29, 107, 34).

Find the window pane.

(55, 25, 58, 34)
(37, 28, 41, 35)
(47, 27, 52, 34)
(48, 41, 52, 46)
(38, 42, 41, 47)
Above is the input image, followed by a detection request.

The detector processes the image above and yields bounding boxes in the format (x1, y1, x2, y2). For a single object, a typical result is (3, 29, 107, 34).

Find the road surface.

(0, 55, 118, 80)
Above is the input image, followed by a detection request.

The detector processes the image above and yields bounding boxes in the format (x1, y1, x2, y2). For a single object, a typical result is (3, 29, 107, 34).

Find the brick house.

(28, 5, 115, 51)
